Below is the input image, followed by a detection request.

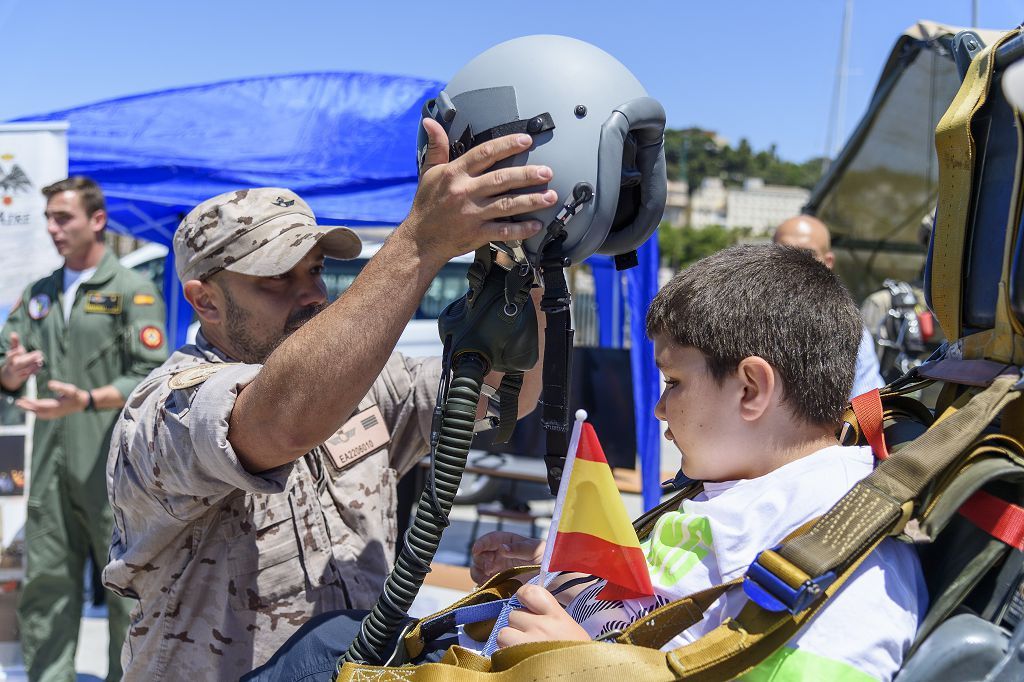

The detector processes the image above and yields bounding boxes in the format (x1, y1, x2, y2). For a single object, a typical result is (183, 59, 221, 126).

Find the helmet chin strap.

(515, 182, 594, 493)
(538, 249, 575, 494)
(447, 112, 556, 160)
(531, 182, 595, 266)
(492, 181, 596, 269)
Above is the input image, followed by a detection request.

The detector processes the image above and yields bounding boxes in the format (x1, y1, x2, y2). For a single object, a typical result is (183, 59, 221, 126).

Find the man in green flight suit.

(0, 176, 168, 682)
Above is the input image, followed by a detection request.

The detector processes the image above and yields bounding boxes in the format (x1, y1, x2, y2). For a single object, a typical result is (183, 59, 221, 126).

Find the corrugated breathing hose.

(341, 353, 486, 665)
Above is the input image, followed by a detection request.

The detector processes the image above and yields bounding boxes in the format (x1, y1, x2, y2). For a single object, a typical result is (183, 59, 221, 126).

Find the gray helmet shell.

(418, 35, 667, 265)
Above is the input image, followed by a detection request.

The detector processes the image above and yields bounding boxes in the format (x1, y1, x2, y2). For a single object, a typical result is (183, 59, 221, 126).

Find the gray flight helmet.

(417, 35, 667, 266)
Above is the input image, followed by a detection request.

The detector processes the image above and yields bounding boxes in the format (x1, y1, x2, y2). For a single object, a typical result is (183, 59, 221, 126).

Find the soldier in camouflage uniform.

(0, 176, 168, 682)
(104, 126, 553, 679)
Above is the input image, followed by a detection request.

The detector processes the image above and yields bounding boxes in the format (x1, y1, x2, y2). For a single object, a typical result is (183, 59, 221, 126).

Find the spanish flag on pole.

(539, 410, 654, 601)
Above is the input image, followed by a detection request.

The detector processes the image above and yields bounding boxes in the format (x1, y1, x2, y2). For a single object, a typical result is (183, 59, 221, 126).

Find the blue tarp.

(591, 241, 662, 511)
(18, 73, 441, 347)
(16, 72, 662, 509)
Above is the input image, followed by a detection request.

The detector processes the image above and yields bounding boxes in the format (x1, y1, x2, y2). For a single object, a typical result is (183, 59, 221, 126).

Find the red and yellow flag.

(541, 414, 654, 601)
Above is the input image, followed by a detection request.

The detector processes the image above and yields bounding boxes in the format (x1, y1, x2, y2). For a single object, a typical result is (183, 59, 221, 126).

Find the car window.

(420, 264, 472, 318)
(322, 260, 469, 320)
(124, 251, 471, 323)
(130, 256, 165, 288)
(127, 255, 201, 332)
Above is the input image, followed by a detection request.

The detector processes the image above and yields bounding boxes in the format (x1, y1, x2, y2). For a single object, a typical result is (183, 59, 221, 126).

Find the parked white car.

(120, 240, 473, 357)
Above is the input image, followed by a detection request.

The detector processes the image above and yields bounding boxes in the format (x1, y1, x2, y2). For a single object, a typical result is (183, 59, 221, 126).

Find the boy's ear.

(183, 280, 221, 325)
(736, 356, 776, 421)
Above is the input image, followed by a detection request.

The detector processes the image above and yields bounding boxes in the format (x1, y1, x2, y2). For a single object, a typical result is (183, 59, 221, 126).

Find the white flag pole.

(537, 409, 588, 588)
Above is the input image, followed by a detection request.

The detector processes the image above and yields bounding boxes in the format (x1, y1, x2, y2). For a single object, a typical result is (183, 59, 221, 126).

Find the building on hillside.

(689, 178, 728, 229)
(725, 178, 810, 234)
(662, 180, 689, 227)
(680, 177, 810, 234)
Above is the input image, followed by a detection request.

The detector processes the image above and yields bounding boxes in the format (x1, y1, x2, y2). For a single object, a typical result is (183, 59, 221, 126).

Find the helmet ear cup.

(596, 97, 667, 257)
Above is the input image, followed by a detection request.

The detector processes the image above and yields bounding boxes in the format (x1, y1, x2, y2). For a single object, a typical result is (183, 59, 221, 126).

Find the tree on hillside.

(663, 128, 824, 192)
(664, 128, 721, 189)
(658, 222, 752, 271)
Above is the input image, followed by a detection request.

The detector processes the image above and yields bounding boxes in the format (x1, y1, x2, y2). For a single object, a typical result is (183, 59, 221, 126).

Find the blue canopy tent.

(16, 73, 663, 509)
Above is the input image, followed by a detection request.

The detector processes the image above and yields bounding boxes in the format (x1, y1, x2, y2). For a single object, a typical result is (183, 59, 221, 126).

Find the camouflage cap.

(173, 188, 362, 281)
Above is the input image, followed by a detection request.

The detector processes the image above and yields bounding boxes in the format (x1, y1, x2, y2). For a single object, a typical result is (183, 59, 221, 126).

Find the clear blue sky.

(2, 0, 1022, 162)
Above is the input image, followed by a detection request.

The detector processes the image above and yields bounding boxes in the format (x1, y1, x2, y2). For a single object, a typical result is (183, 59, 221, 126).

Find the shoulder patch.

(139, 325, 164, 349)
(167, 362, 241, 390)
(27, 294, 50, 320)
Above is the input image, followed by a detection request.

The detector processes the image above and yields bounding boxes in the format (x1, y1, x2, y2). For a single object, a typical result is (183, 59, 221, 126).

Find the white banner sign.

(0, 123, 69, 324)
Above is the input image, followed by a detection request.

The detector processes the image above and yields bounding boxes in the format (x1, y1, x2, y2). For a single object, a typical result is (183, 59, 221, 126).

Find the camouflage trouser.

(18, 468, 130, 682)
(244, 611, 451, 681)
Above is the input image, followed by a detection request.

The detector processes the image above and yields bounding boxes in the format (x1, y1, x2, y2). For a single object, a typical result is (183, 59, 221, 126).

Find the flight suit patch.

(85, 292, 123, 315)
(27, 294, 50, 320)
(140, 326, 163, 350)
(133, 293, 156, 306)
(324, 406, 391, 471)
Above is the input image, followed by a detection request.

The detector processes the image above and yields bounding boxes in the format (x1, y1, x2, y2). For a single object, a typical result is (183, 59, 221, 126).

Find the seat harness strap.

(850, 388, 890, 460)
(959, 489, 1024, 551)
(853, 382, 1024, 551)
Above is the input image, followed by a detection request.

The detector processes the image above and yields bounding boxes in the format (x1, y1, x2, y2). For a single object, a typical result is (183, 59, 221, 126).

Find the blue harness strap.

(482, 594, 523, 655)
(480, 574, 600, 655)
(417, 574, 601, 655)
(417, 599, 511, 646)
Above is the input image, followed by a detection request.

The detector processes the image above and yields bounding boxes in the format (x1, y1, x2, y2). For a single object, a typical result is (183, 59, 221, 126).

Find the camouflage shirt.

(104, 333, 441, 680)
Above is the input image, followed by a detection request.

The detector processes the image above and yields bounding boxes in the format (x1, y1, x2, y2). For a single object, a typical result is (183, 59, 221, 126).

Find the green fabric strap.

(778, 373, 1019, 578)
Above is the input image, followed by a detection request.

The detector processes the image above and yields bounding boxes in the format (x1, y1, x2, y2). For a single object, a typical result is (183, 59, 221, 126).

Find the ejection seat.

(851, 27, 1024, 682)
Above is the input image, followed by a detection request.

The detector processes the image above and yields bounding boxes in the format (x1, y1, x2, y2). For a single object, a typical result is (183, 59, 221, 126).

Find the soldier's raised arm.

(228, 124, 555, 472)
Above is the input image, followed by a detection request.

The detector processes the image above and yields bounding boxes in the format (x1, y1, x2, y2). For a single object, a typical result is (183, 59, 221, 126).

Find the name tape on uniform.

(324, 405, 391, 471)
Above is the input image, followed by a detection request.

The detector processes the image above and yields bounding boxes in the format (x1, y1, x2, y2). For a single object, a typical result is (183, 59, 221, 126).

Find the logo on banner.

(0, 128, 67, 327)
(0, 154, 33, 226)
(0, 154, 33, 207)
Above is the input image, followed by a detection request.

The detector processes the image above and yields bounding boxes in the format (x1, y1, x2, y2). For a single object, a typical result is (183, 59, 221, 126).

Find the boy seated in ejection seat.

(471, 243, 927, 681)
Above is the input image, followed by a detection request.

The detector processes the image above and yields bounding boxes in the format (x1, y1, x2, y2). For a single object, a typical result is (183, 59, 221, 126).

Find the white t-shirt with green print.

(568, 445, 927, 681)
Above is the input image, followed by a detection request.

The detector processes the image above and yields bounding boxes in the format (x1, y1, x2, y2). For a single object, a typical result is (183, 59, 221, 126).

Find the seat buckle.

(1013, 368, 1024, 391)
(742, 549, 836, 615)
(595, 628, 625, 643)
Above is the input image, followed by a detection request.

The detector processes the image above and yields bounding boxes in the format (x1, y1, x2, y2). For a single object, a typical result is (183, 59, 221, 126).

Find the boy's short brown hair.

(646, 243, 861, 425)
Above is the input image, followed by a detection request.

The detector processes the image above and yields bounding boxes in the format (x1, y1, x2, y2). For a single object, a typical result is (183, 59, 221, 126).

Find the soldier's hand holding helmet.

(399, 120, 556, 267)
